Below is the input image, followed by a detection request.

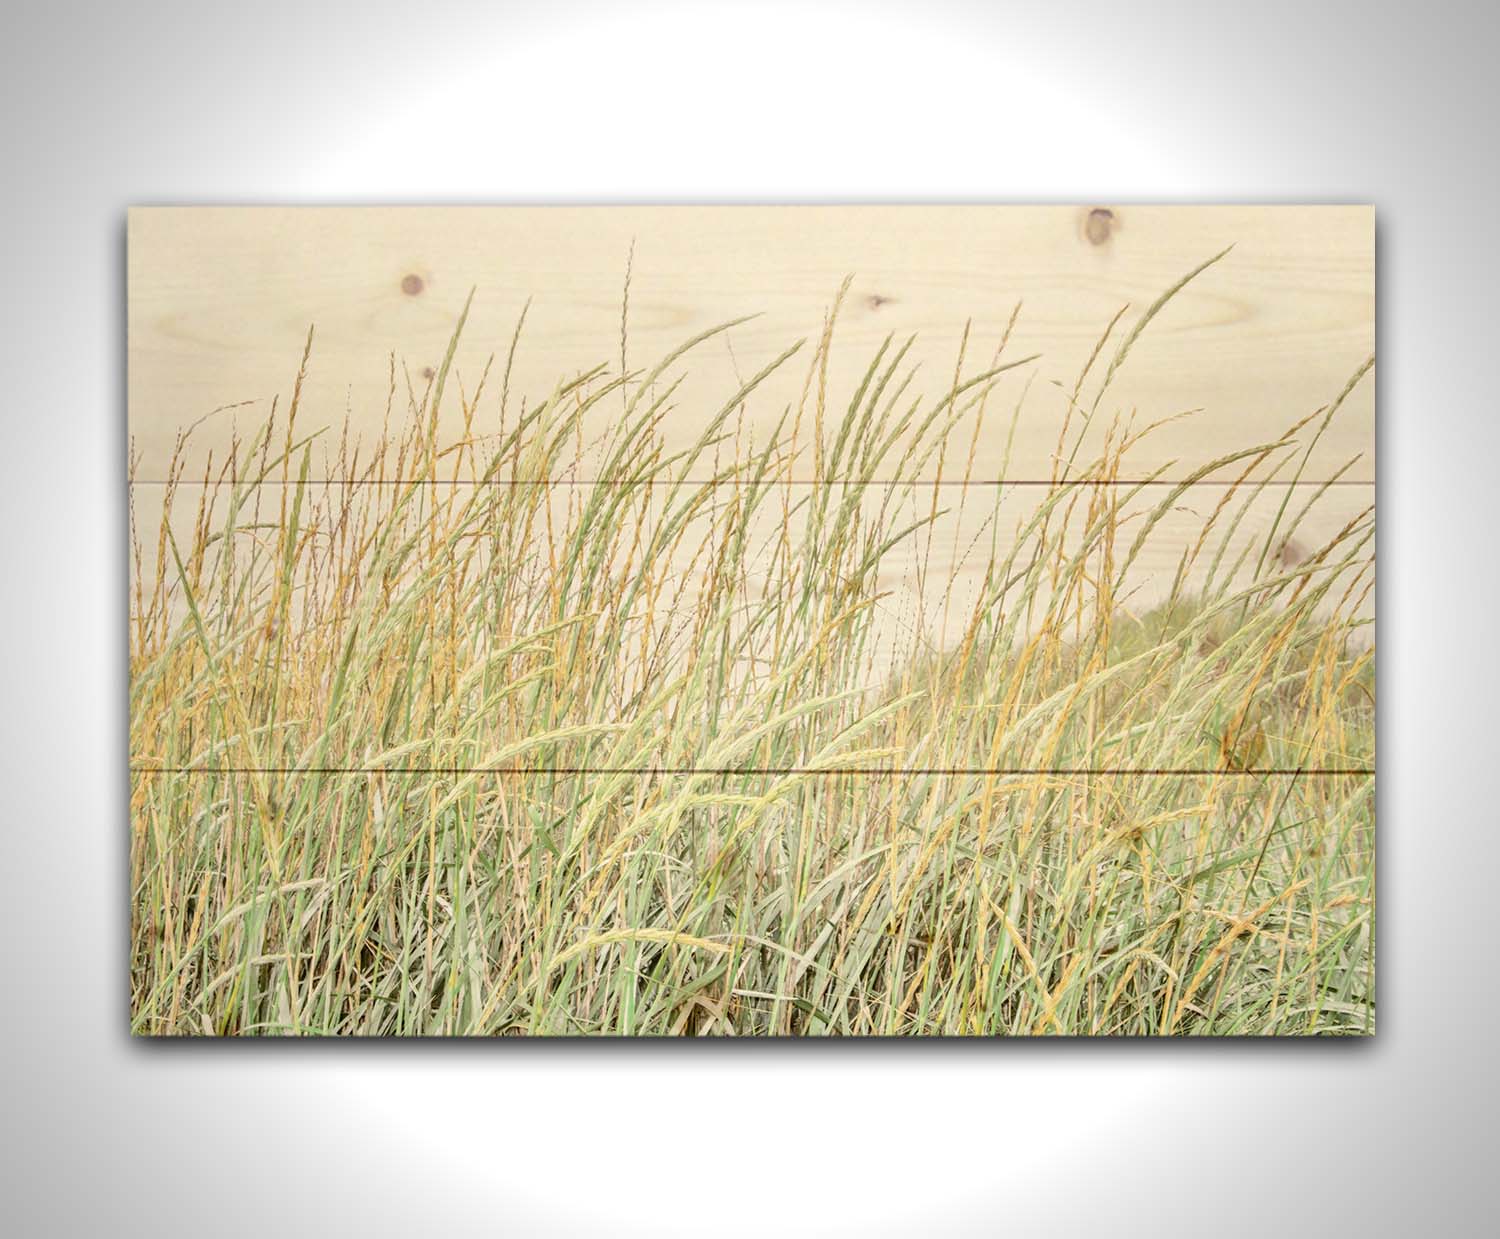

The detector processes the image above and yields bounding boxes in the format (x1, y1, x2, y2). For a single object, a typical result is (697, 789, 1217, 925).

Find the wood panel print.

(128, 206, 1374, 1036)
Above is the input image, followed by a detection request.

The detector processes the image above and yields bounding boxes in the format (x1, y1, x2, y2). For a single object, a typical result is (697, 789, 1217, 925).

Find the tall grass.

(129, 269, 1374, 1035)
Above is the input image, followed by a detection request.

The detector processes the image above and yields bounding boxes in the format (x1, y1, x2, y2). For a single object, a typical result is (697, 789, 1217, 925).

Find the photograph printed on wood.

(128, 206, 1374, 1035)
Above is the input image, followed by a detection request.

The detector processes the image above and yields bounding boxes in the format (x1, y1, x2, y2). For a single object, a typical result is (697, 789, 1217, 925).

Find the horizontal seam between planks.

(126, 478, 1375, 488)
(130, 765, 1374, 777)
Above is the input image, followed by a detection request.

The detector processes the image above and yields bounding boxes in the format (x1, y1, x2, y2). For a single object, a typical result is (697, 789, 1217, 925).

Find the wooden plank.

(128, 206, 1374, 484)
(130, 764, 1373, 1034)
(129, 476, 1372, 769)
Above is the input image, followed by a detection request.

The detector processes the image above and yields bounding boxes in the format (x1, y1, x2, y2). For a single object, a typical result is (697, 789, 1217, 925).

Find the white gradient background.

(0, 2, 1492, 1235)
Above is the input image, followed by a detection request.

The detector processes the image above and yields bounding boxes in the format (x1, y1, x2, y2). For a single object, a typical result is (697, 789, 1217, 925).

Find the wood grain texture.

(127, 206, 1374, 483)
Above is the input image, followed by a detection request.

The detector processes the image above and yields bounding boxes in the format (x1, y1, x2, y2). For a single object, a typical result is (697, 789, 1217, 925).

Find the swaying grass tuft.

(129, 275, 1374, 1035)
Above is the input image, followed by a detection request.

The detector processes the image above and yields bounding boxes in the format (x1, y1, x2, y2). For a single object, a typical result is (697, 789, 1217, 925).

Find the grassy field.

(129, 268, 1375, 1035)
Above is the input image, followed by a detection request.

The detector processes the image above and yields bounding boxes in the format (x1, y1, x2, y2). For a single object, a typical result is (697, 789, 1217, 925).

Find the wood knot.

(401, 273, 425, 296)
(1083, 208, 1116, 247)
